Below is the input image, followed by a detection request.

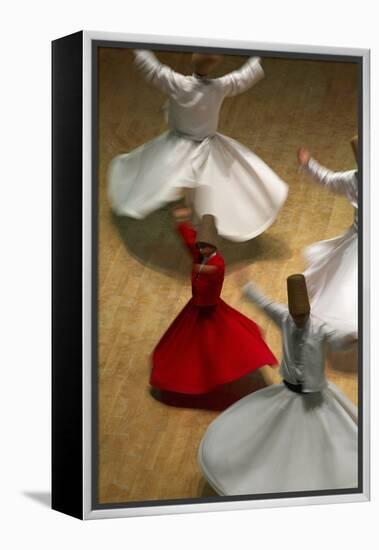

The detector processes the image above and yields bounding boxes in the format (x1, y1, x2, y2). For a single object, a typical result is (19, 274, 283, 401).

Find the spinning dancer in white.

(108, 50, 288, 242)
(198, 274, 358, 496)
(297, 136, 358, 334)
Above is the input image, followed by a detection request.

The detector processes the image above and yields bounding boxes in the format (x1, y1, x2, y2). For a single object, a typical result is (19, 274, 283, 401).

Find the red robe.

(150, 222, 277, 394)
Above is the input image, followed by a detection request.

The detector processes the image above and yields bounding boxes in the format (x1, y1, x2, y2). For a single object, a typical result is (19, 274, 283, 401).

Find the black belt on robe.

(283, 379, 304, 394)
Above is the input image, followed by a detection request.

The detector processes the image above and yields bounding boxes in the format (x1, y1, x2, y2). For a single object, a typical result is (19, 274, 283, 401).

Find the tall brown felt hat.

(191, 53, 223, 76)
(287, 274, 310, 316)
(350, 134, 358, 163)
(196, 214, 218, 249)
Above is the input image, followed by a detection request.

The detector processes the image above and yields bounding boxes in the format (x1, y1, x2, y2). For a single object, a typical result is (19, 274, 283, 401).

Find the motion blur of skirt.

(150, 298, 277, 394)
(198, 382, 358, 495)
(304, 225, 357, 333)
(108, 131, 288, 242)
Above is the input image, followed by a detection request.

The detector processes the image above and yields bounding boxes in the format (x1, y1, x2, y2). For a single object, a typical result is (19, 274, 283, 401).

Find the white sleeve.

(134, 50, 186, 96)
(217, 56, 264, 97)
(243, 282, 287, 326)
(303, 157, 357, 197)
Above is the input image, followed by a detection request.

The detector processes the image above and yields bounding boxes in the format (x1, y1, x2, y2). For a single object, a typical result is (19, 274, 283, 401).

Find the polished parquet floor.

(97, 48, 358, 504)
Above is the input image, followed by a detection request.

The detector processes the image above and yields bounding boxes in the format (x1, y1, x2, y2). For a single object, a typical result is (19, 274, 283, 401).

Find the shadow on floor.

(112, 207, 291, 278)
(150, 370, 267, 411)
(198, 480, 218, 498)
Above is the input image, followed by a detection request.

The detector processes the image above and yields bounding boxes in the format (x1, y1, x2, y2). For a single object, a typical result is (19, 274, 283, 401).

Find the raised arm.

(176, 222, 198, 260)
(134, 50, 186, 96)
(298, 148, 357, 196)
(243, 282, 287, 326)
(217, 56, 264, 97)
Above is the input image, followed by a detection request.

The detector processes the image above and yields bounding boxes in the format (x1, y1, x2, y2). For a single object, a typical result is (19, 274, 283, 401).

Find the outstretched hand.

(193, 263, 217, 274)
(172, 206, 192, 223)
(347, 332, 358, 345)
(297, 147, 311, 166)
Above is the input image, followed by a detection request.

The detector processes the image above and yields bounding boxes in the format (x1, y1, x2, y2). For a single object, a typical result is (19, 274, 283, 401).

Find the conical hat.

(350, 134, 358, 163)
(196, 214, 218, 249)
(287, 274, 310, 316)
(191, 53, 223, 76)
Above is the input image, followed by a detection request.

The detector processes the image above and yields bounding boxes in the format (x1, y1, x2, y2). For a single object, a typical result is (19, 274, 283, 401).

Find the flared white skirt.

(303, 226, 357, 333)
(108, 131, 288, 242)
(198, 382, 358, 495)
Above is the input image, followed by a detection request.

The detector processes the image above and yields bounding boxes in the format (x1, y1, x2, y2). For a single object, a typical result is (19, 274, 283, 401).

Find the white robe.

(302, 158, 358, 333)
(108, 50, 288, 242)
(198, 286, 358, 496)
(243, 283, 356, 391)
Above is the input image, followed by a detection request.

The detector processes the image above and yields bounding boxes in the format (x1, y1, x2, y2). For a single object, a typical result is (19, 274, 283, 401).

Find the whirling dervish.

(150, 207, 278, 395)
(108, 50, 288, 242)
(297, 135, 358, 334)
(198, 274, 358, 495)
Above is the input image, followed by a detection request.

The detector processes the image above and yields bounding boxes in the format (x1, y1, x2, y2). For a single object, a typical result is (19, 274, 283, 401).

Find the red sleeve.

(177, 222, 198, 259)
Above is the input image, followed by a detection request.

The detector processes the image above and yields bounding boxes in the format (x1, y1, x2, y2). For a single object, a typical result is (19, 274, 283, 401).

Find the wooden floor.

(97, 48, 358, 504)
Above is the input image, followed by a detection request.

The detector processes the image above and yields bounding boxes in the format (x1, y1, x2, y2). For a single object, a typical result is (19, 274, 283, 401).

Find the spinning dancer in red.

(150, 208, 277, 394)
